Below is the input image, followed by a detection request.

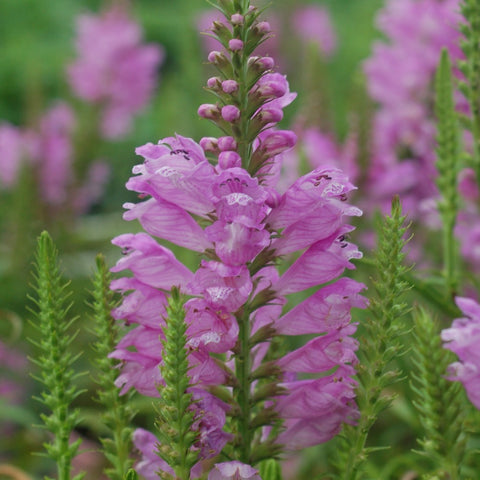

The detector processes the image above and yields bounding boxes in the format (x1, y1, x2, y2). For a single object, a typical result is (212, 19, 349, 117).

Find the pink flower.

(292, 5, 337, 57)
(111, 233, 194, 290)
(276, 366, 359, 449)
(111, 6, 366, 466)
(363, 0, 463, 219)
(208, 461, 261, 480)
(133, 390, 232, 479)
(68, 5, 164, 139)
(27, 102, 75, 206)
(0, 123, 25, 189)
(442, 297, 480, 409)
(133, 428, 175, 479)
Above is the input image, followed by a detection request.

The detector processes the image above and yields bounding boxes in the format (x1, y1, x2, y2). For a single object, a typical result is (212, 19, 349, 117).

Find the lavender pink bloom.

(0, 123, 24, 189)
(363, 0, 463, 218)
(442, 297, 480, 409)
(208, 461, 261, 480)
(292, 5, 337, 57)
(68, 5, 164, 139)
(111, 8, 365, 474)
(27, 102, 75, 206)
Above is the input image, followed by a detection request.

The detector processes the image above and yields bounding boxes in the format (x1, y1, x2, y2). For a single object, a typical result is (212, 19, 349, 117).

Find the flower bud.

(261, 130, 297, 156)
(200, 136, 219, 152)
(248, 56, 275, 74)
(198, 103, 221, 120)
(255, 73, 288, 99)
(208, 50, 230, 70)
(255, 21, 271, 35)
(221, 79, 239, 94)
(256, 107, 284, 124)
(230, 13, 244, 25)
(221, 105, 241, 122)
(217, 136, 237, 151)
(228, 39, 244, 51)
(218, 151, 241, 169)
(207, 76, 221, 89)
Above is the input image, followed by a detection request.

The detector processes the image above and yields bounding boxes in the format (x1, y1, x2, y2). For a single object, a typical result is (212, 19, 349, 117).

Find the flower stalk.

(334, 197, 411, 480)
(28, 231, 85, 480)
(90, 254, 135, 479)
(434, 49, 460, 298)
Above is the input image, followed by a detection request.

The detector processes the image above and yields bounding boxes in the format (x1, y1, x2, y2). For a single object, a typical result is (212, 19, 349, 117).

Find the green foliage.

(125, 469, 140, 480)
(458, 0, 480, 181)
(28, 231, 85, 480)
(333, 197, 412, 480)
(410, 308, 468, 479)
(434, 49, 460, 297)
(259, 459, 283, 480)
(154, 287, 199, 480)
(90, 254, 135, 479)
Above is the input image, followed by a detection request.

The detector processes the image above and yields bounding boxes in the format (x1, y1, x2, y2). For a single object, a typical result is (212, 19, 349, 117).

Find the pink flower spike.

(208, 461, 261, 480)
(0, 123, 24, 189)
(228, 39, 244, 51)
(221, 105, 241, 122)
(293, 5, 337, 57)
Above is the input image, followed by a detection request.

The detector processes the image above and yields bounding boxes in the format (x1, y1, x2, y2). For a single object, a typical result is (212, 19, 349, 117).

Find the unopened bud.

(255, 21, 271, 35)
(198, 103, 221, 120)
(248, 56, 275, 73)
(221, 79, 239, 94)
(217, 136, 237, 151)
(228, 38, 244, 51)
(230, 13, 244, 25)
(218, 150, 241, 169)
(221, 105, 241, 122)
(209, 76, 222, 87)
(199, 137, 218, 152)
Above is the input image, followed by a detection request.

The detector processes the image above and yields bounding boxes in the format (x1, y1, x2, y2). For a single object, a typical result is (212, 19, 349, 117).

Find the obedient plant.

(110, 0, 365, 477)
(363, 0, 463, 218)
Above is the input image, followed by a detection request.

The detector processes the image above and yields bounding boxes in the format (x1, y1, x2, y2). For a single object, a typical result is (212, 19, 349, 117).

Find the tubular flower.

(68, 5, 164, 139)
(208, 461, 261, 480)
(363, 0, 463, 217)
(442, 297, 480, 409)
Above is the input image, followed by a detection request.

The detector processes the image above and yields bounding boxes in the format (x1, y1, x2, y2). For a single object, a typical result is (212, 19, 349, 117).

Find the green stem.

(235, 307, 253, 463)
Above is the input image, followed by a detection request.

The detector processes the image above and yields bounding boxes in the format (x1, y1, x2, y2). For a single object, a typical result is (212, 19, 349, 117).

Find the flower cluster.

(0, 5, 163, 217)
(442, 297, 480, 409)
(363, 0, 463, 217)
(68, 5, 164, 139)
(0, 103, 107, 213)
(110, 1, 365, 477)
